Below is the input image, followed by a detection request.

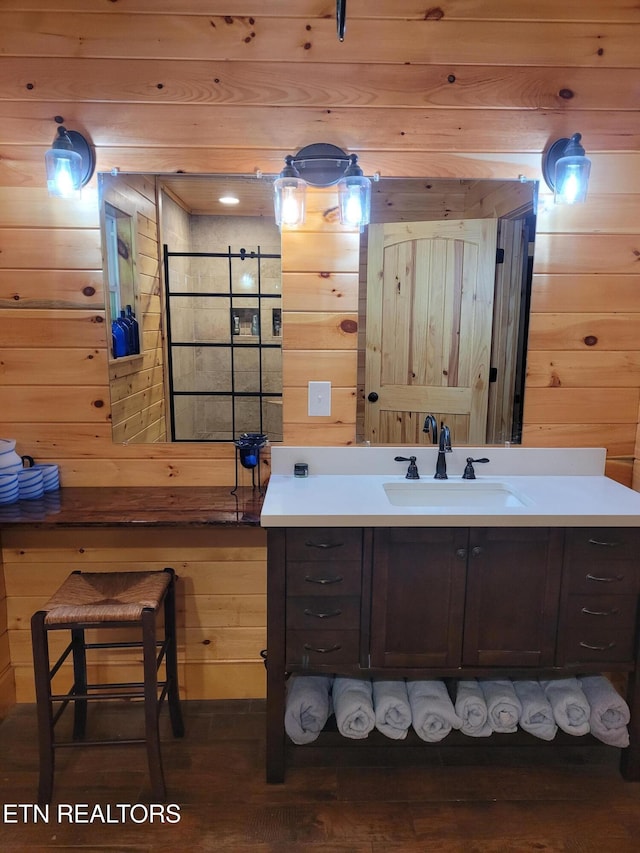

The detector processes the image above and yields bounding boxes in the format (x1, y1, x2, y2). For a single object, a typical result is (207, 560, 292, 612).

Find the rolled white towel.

(284, 675, 333, 744)
(541, 678, 590, 736)
(580, 675, 630, 747)
(332, 677, 375, 739)
(512, 680, 557, 741)
(407, 680, 462, 743)
(373, 680, 412, 740)
(455, 680, 491, 738)
(479, 679, 522, 733)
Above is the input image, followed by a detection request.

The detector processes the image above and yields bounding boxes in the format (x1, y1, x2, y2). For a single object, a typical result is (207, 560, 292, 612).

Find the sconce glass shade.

(45, 126, 95, 198)
(273, 155, 306, 227)
(338, 154, 371, 227)
(542, 133, 591, 205)
(274, 143, 371, 228)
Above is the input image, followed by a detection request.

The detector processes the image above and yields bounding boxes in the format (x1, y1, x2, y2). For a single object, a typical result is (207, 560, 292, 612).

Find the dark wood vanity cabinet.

(371, 527, 564, 669)
(266, 525, 640, 783)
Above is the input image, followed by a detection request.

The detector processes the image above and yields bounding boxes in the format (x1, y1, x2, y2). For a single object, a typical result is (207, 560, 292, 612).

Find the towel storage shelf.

(266, 525, 640, 783)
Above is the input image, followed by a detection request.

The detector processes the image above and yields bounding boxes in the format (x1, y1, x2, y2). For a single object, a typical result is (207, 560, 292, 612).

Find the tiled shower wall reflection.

(162, 194, 282, 441)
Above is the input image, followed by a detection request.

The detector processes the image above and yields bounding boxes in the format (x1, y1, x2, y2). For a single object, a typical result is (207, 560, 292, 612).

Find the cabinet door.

(370, 527, 468, 668)
(462, 528, 563, 667)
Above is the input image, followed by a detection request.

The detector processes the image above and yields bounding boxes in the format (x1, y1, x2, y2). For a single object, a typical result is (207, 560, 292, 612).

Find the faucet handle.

(394, 455, 420, 479)
(462, 457, 490, 479)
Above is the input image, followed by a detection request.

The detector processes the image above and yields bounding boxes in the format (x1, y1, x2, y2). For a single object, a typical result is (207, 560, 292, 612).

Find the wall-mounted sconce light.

(273, 142, 371, 229)
(542, 133, 591, 205)
(45, 122, 95, 198)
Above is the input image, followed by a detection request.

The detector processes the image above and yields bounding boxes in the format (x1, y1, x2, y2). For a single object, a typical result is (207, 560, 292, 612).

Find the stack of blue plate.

(17, 468, 44, 500)
(0, 473, 19, 505)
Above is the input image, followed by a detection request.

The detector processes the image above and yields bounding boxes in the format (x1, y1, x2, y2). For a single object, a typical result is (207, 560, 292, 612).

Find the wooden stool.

(30, 568, 184, 804)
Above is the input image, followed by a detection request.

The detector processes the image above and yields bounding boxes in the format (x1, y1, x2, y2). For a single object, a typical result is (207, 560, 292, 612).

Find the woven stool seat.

(31, 567, 184, 804)
(42, 570, 172, 625)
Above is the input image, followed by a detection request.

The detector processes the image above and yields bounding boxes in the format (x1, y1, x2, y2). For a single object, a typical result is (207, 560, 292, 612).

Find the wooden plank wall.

(282, 187, 360, 445)
(1, 1, 640, 707)
(3, 526, 267, 703)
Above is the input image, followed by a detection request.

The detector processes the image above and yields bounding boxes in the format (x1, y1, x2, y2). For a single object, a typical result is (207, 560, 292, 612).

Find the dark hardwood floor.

(1, 699, 640, 852)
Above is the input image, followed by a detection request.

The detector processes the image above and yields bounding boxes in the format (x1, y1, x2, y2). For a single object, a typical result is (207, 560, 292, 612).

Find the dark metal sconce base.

(542, 137, 571, 192)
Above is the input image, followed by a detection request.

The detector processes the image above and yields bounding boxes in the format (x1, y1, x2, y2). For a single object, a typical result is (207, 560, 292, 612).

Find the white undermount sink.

(383, 480, 531, 509)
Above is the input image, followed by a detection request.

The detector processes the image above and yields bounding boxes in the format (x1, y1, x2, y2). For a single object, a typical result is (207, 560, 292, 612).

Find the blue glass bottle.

(119, 309, 134, 354)
(126, 304, 140, 354)
(112, 319, 127, 358)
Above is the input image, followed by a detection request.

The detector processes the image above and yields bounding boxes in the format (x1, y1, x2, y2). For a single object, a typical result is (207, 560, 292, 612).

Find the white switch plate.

(308, 381, 331, 416)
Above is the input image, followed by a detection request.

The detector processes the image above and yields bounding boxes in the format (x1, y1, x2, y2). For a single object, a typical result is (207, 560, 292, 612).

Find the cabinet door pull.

(581, 606, 619, 617)
(303, 642, 342, 654)
(471, 546, 483, 558)
(579, 641, 616, 651)
(303, 608, 342, 619)
(304, 574, 343, 585)
(587, 538, 621, 548)
(585, 572, 624, 583)
(304, 540, 343, 549)
(455, 548, 467, 559)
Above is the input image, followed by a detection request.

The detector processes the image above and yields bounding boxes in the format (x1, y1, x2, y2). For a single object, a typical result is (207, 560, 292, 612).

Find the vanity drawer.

(566, 595, 637, 629)
(561, 621, 636, 664)
(287, 595, 361, 630)
(564, 529, 640, 595)
(286, 528, 363, 561)
(286, 629, 360, 668)
(286, 560, 362, 596)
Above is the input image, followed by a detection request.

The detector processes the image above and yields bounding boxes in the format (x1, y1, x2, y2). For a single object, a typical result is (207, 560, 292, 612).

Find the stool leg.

(163, 569, 184, 738)
(142, 607, 166, 801)
(31, 611, 54, 805)
(71, 627, 88, 740)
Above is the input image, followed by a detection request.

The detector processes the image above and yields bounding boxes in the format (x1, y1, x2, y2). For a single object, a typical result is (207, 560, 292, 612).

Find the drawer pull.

(585, 573, 624, 584)
(304, 608, 343, 619)
(579, 641, 616, 651)
(303, 642, 342, 654)
(304, 540, 343, 549)
(304, 574, 343, 585)
(587, 538, 621, 548)
(581, 606, 619, 617)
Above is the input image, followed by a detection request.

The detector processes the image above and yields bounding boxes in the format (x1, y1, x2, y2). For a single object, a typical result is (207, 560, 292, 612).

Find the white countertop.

(260, 446, 640, 527)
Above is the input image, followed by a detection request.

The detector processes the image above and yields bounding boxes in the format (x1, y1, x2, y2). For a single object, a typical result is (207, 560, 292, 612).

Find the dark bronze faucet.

(422, 414, 438, 444)
(434, 424, 452, 479)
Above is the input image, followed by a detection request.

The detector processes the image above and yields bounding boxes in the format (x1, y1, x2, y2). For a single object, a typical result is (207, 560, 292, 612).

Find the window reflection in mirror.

(104, 203, 137, 340)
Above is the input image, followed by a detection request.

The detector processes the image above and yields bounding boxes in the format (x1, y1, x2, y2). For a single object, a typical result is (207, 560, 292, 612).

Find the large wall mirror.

(98, 173, 536, 447)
